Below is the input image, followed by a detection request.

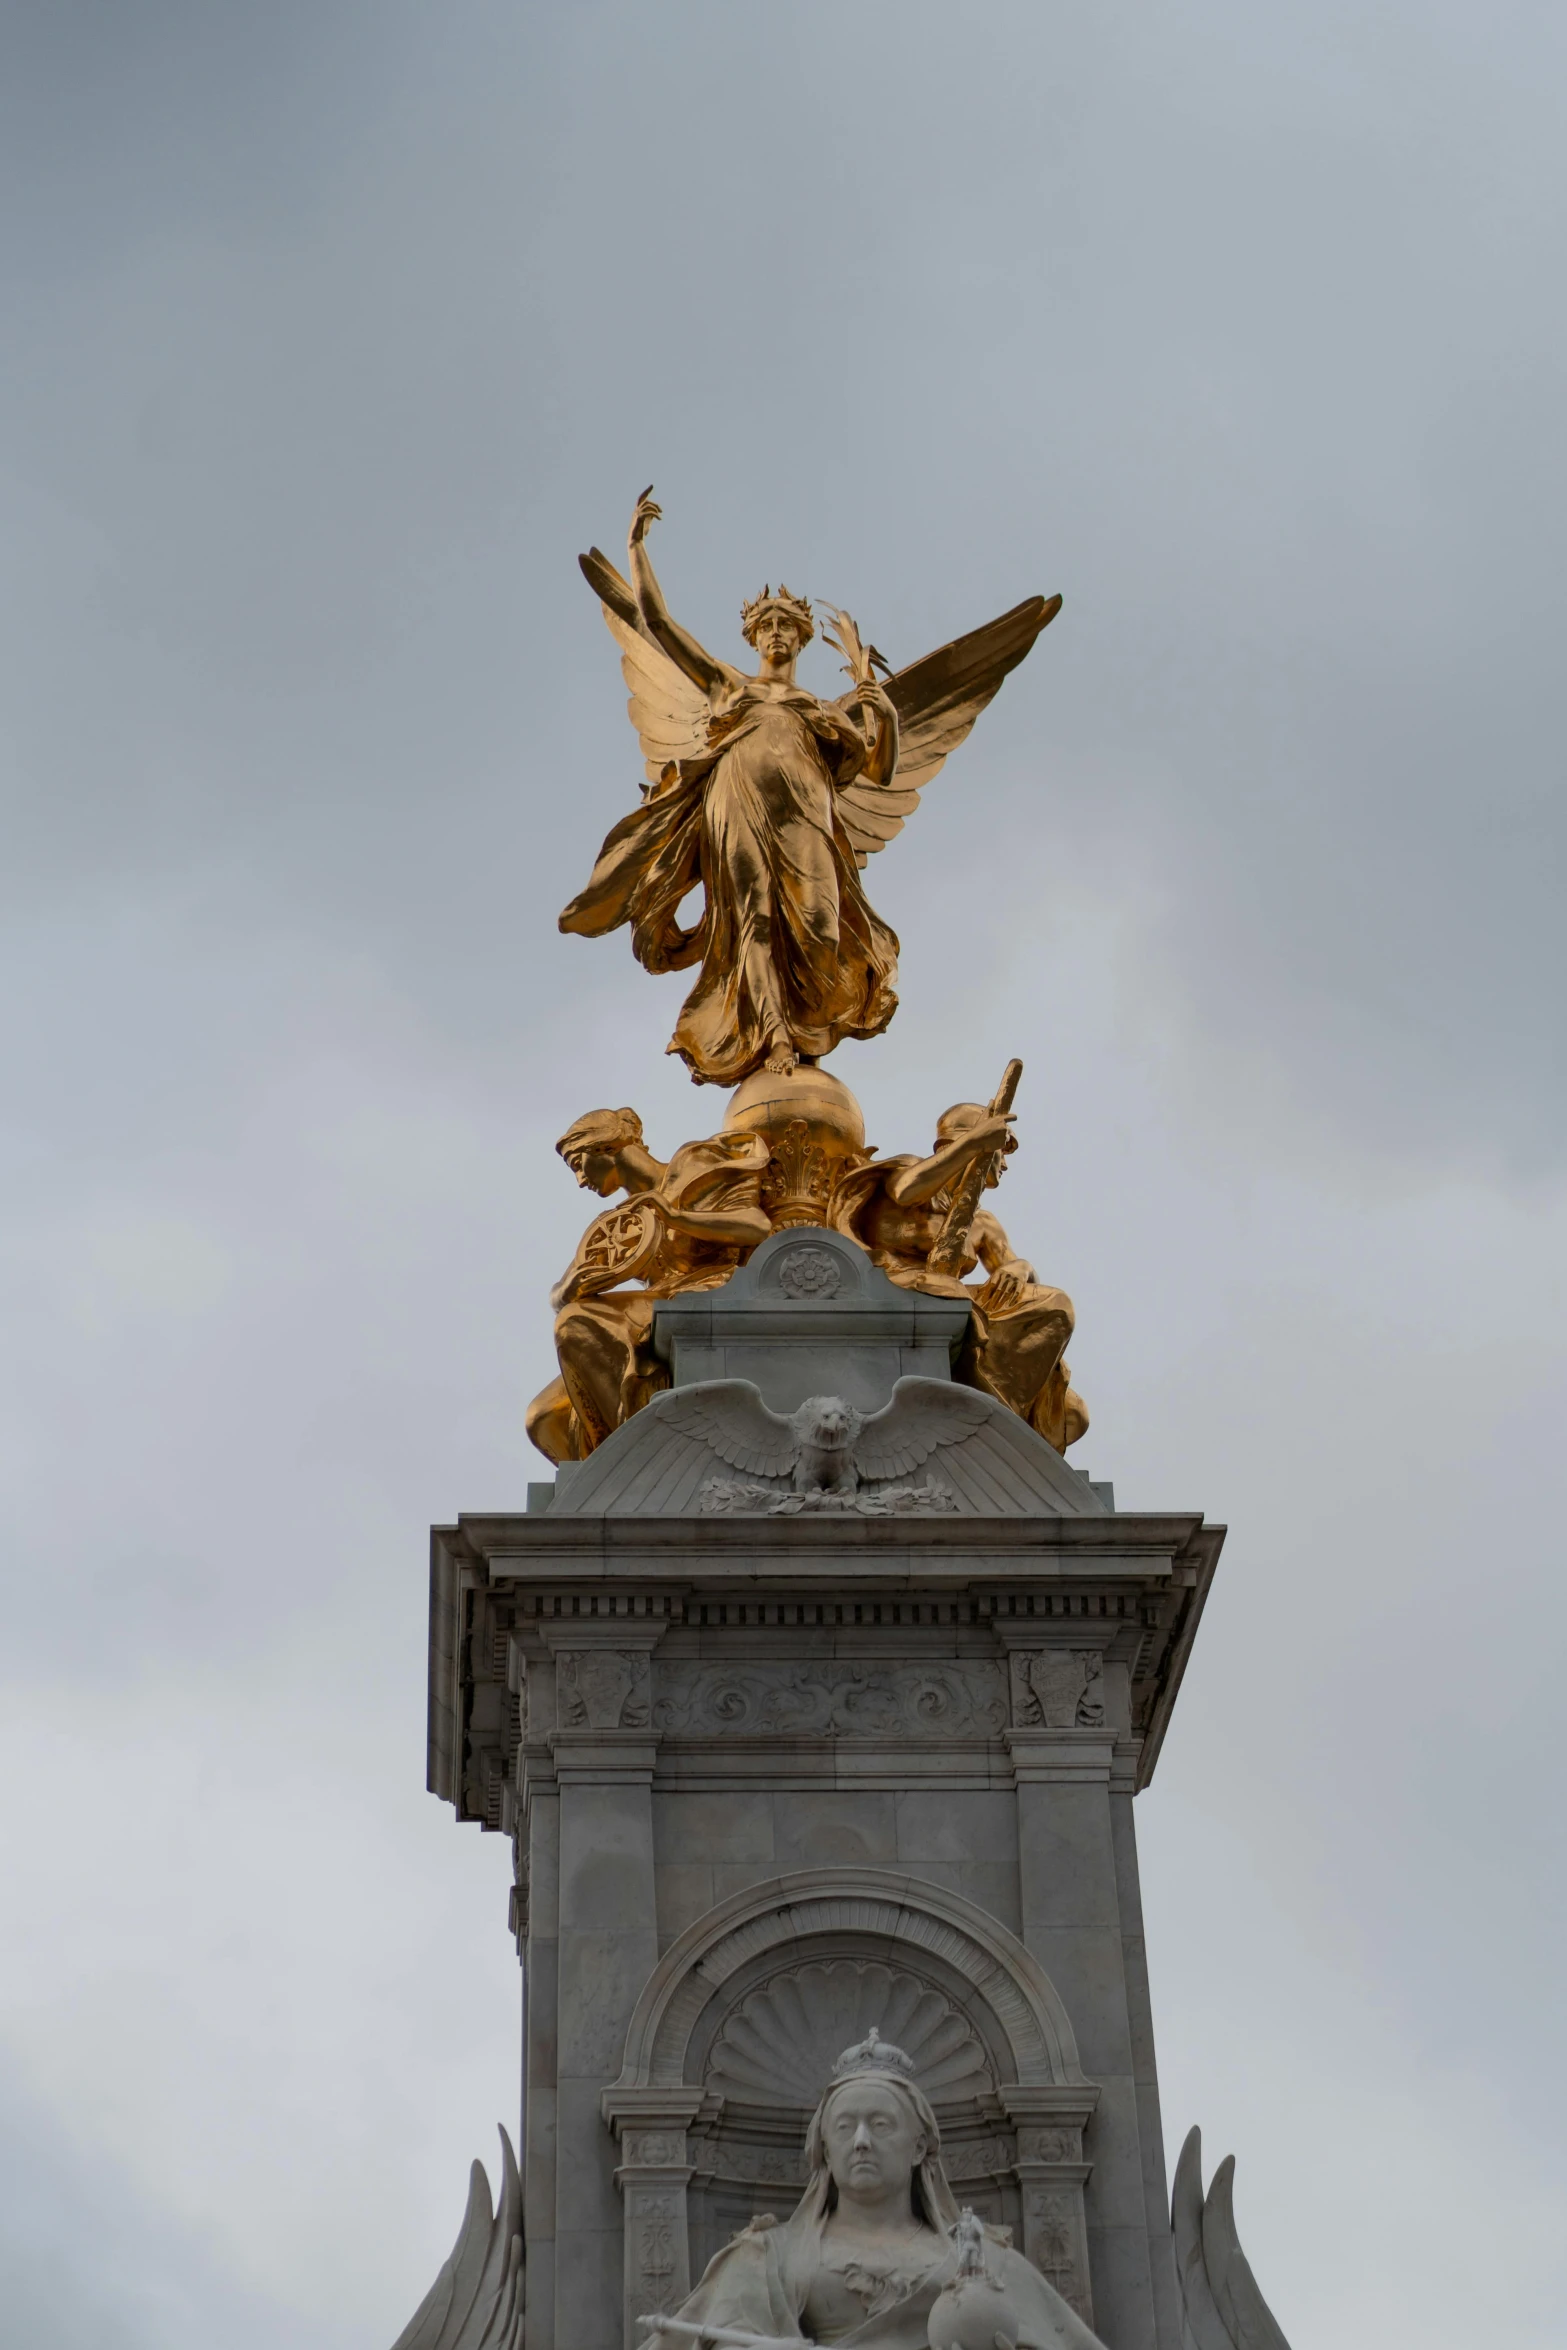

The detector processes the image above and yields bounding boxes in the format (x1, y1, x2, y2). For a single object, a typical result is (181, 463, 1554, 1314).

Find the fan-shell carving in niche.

(705, 1962, 994, 2109)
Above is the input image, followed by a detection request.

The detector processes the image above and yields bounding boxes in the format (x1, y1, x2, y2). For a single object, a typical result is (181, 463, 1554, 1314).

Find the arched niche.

(602, 1871, 1101, 2346)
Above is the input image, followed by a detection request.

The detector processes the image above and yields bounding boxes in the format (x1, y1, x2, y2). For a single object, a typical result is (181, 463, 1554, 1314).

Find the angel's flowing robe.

(560, 682, 900, 1087)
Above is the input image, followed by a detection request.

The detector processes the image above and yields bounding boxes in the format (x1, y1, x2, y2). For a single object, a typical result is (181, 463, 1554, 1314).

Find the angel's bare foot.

(764, 1037, 799, 1076)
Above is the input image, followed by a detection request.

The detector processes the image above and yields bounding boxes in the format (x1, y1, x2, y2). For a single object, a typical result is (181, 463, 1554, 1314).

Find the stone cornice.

(429, 1510, 1223, 1820)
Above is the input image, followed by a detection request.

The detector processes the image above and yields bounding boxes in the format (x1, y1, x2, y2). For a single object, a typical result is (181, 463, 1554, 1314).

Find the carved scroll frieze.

(557, 1647, 652, 1730)
(1008, 1648, 1105, 1730)
(654, 1659, 1006, 1739)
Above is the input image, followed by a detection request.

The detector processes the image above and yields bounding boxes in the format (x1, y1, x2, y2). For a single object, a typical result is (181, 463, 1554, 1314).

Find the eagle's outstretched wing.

(834, 593, 1062, 867)
(853, 1377, 992, 1481)
(650, 1379, 801, 1479)
(579, 546, 711, 788)
(389, 2128, 525, 2350)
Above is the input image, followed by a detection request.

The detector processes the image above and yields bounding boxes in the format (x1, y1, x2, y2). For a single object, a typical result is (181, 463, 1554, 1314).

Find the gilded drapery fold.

(562, 685, 900, 1086)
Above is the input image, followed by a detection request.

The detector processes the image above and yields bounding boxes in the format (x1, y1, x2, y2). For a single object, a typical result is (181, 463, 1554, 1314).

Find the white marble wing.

(653, 1380, 802, 1478)
(852, 1377, 993, 1481)
(390, 2129, 525, 2350)
(1171, 2128, 1292, 2350)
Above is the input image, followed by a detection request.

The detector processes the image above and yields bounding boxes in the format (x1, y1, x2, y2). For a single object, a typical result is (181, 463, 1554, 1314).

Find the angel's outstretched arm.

(627, 489, 729, 695)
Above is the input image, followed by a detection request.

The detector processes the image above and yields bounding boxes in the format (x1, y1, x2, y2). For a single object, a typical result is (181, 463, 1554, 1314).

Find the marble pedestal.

(429, 1232, 1223, 2350)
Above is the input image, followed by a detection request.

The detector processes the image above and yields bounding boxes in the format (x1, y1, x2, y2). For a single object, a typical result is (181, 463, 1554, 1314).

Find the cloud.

(0, 4, 1563, 2343)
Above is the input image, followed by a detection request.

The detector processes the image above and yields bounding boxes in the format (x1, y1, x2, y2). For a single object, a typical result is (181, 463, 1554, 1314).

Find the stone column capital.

(550, 1730, 660, 1785)
(1005, 1728, 1117, 1783)
(601, 2086, 707, 2138)
(997, 2083, 1101, 2129)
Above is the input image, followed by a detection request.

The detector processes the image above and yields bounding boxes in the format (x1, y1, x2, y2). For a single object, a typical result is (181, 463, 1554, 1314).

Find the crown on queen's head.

(741, 584, 815, 646)
(830, 2025, 917, 2082)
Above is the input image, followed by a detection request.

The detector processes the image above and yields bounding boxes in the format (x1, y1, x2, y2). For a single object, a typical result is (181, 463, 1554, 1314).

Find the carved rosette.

(774, 1241, 844, 1295)
(1008, 1648, 1106, 1729)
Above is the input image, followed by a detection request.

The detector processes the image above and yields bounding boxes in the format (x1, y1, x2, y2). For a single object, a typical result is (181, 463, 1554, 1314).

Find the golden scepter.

(927, 1057, 1023, 1279)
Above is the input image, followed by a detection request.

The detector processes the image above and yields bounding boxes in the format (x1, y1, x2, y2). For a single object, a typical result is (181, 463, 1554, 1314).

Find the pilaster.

(1004, 1714, 1162, 2350)
(601, 2089, 707, 2350)
(541, 1623, 667, 2350)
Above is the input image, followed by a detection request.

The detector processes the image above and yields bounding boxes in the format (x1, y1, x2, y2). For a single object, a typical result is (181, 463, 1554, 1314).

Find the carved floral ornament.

(1025, 2190, 1091, 2315)
(775, 1243, 844, 1297)
(1008, 1649, 1105, 1730)
(635, 2196, 679, 2285)
(556, 1647, 652, 1731)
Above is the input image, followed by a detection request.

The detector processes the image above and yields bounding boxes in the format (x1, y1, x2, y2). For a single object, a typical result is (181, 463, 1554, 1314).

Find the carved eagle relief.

(648, 1377, 992, 1514)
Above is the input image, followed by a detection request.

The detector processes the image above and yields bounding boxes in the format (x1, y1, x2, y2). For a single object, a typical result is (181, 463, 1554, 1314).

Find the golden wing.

(579, 546, 710, 787)
(833, 593, 1062, 867)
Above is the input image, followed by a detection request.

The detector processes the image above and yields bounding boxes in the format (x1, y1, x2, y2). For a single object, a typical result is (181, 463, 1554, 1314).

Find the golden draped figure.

(832, 1101, 1088, 1454)
(560, 491, 1060, 1086)
(525, 1106, 772, 1465)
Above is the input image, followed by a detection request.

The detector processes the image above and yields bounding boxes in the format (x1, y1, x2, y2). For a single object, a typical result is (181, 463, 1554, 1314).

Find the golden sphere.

(722, 1061, 867, 1157)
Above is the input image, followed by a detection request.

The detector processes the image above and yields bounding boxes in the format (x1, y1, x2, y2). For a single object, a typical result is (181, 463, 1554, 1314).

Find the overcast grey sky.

(0, 4, 1562, 2344)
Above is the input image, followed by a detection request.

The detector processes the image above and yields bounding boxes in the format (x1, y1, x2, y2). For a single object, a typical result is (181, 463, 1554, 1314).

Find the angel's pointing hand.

(629, 486, 663, 546)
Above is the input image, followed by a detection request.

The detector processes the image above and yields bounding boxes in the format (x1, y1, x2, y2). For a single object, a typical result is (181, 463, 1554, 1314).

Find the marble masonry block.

(892, 1787, 1019, 1866)
(652, 1863, 716, 1949)
(652, 1227, 969, 1415)
(770, 1789, 900, 1871)
(1016, 1781, 1125, 1930)
(1019, 1928, 1140, 2080)
(1084, 2220, 1163, 2350)
(431, 1412, 1223, 2350)
(652, 1790, 775, 1864)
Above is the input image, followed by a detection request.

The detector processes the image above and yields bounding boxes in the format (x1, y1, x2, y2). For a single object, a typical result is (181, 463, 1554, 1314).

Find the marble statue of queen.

(641, 2030, 1107, 2350)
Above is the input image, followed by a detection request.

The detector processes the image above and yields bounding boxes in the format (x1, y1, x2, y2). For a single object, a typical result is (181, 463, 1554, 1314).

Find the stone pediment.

(652, 1228, 970, 1415)
(549, 1373, 1107, 1517)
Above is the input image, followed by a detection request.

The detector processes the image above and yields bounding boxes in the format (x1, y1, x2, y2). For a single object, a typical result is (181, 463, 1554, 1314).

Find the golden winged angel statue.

(559, 490, 1062, 1087)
